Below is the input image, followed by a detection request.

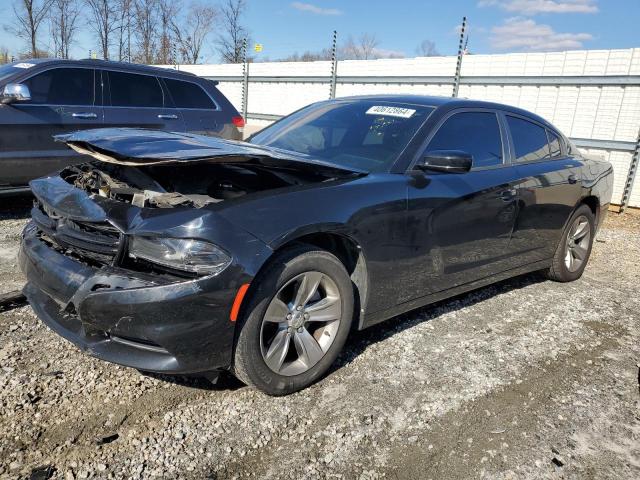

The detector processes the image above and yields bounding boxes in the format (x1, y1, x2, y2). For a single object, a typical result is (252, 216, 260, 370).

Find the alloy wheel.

(564, 215, 591, 272)
(260, 271, 342, 376)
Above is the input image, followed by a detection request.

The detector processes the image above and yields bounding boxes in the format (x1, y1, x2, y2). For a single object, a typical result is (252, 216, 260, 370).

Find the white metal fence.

(167, 48, 640, 208)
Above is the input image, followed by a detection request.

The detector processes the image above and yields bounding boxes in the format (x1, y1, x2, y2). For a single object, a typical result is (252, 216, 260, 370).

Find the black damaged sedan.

(19, 95, 613, 395)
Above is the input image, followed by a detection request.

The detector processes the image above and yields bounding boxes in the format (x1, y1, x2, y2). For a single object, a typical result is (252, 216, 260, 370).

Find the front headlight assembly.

(128, 237, 231, 276)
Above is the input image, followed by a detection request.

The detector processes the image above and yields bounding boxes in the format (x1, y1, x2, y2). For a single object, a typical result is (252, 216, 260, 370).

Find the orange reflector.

(230, 283, 250, 322)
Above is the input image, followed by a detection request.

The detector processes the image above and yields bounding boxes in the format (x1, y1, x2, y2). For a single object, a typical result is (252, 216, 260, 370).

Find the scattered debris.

(29, 465, 56, 480)
(95, 433, 119, 445)
(0, 290, 26, 312)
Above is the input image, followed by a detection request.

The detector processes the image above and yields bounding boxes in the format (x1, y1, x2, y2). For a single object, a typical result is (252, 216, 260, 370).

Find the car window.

(547, 130, 562, 158)
(507, 116, 551, 163)
(108, 71, 163, 108)
(427, 111, 503, 168)
(250, 101, 435, 173)
(164, 78, 215, 109)
(22, 68, 94, 105)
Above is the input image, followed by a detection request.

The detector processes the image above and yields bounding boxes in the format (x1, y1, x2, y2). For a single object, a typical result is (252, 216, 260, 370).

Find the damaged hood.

(56, 128, 366, 176)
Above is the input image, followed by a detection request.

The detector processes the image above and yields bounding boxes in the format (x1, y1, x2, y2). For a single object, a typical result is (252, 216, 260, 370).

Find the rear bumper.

(19, 222, 242, 374)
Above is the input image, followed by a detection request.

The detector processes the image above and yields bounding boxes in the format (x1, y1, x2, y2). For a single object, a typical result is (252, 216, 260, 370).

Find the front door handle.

(71, 112, 97, 119)
(499, 188, 518, 202)
(568, 174, 578, 184)
(158, 114, 178, 120)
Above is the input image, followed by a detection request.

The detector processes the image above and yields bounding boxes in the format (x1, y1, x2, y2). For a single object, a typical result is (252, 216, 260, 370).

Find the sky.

(0, 0, 638, 61)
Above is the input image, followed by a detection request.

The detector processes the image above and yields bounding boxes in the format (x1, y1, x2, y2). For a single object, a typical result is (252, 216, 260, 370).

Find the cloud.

(291, 2, 343, 15)
(371, 48, 406, 59)
(490, 17, 593, 51)
(479, 0, 598, 15)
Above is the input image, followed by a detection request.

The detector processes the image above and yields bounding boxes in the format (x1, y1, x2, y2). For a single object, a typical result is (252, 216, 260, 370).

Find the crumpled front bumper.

(19, 222, 241, 374)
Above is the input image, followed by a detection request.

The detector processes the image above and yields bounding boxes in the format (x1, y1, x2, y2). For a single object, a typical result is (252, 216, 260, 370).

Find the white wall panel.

(167, 48, 640, 207)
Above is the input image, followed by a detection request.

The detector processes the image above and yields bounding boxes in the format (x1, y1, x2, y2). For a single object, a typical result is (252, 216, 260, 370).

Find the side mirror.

(416, 150, 473, 174)
(1, 83, 31, 104)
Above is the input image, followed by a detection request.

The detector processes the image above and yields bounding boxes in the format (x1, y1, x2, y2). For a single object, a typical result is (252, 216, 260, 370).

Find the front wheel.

(233, 245, 354, 396)
(545, 204, 595, 282)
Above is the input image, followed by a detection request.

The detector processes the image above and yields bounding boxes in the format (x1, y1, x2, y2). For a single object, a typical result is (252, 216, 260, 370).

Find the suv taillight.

(232, 116, 245, 128)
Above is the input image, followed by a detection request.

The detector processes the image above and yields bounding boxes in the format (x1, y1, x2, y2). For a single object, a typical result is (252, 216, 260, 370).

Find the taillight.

(232, 115, 245, 128)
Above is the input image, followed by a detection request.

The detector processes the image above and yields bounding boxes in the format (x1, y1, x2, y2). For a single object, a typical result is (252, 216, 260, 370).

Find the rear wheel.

(233, 245, 353, 396)
(545, 204, 595, 282)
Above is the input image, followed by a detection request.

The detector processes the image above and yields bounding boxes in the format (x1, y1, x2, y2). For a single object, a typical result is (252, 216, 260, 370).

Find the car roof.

(16, 58, 199, 79)
(334, 94, 557, 131)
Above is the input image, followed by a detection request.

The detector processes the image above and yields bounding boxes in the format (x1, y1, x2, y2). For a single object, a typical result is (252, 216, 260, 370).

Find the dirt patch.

(0, 200, 638, 479)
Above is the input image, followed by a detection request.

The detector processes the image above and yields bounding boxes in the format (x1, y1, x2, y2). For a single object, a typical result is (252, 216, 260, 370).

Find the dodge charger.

(19, 95, 614, 395)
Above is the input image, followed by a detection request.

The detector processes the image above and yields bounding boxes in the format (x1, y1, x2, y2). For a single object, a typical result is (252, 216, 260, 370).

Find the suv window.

(507, 116, 550, 163)
(22, 68, 94, 105)
(164, 78, 215, 109)
(108, 71, 163, 108)
(427, 111, 503, 168)
(547, 130, 562, 158)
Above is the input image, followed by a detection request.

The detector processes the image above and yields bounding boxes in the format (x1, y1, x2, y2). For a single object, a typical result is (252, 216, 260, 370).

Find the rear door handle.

(499, 188, 518, 201)
(568, 174, 578, 184)
(158, 114, 179, 120)
(71, 112, 97, 119)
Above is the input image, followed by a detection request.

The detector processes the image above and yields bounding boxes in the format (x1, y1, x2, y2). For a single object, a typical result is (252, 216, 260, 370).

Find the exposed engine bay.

(61, 160, 339, 208)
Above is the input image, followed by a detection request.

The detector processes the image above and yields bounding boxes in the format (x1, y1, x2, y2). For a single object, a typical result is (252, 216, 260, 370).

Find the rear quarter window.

(164, 78, 216, 109)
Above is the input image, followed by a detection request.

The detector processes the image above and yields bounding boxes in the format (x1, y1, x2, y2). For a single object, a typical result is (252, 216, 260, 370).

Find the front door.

(404, 110, 520, 303)
(0, 67, 102, 186)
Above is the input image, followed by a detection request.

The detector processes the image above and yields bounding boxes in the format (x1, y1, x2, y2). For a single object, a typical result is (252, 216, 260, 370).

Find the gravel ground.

(0, 200, 638, 480)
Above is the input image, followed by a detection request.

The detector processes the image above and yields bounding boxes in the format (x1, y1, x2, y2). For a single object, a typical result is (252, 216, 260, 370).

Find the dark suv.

(0, 59, 244, 194)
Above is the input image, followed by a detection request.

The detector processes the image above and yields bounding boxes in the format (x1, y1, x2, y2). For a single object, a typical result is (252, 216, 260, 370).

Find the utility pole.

(329, 30, 338, 99)
(242, 38, 249, 122)
(452, 16, 467, 98)
(620, 127, 640, 212)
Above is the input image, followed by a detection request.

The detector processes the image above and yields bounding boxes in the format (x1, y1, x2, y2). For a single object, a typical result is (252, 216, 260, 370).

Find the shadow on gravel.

(140, 370, 246, 392)
(332, 272, 546, 374)
(1, 194, 33, 220)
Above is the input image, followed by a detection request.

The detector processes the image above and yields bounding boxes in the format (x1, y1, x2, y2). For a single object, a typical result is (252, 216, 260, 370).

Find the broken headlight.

(128, 237, 231, 276)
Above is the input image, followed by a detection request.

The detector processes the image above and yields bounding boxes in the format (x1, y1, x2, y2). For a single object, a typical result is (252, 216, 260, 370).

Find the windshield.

(250, 101, 434, 172)
(0, 64, 23, 84)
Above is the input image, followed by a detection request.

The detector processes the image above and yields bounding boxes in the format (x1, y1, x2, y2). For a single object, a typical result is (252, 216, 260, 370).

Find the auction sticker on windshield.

(366, 105, 416, 118)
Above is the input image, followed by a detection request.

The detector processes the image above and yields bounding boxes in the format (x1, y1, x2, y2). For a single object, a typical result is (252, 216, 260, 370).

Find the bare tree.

(116, 0, 133, 61)
(171, 2, 216, 64)
(86, 0, 118, 59)
(49, 0, 80, 58)
(0, 47, 10, 64)
(157, 0, 179, 64)
(276, 49, 332, 62)
(416, 40, 439, 57)
(4, 0, 54, 58)
(216, 0, 248, 63)
(341, 33, 379, 60)
(133, 0, 158, 64)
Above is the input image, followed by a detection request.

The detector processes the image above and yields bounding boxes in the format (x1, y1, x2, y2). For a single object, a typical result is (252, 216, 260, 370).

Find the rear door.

(0, 66, 102, 186)
(404, 109, 521, 302)
(506, 114, 583, 263)
(102, 70, 186, 132)
(162, 77, 227, 136)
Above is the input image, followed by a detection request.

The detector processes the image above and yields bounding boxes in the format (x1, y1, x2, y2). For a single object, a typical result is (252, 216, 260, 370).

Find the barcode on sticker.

(366, 105, 416, 118)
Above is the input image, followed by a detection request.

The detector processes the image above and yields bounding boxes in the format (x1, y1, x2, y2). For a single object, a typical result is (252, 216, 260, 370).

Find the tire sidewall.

(235, 246, 354, 395)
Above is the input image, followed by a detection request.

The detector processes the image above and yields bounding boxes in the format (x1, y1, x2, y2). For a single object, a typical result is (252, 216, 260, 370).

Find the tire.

(233, 244, 354, 396)
(544, 204, 595, 282)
